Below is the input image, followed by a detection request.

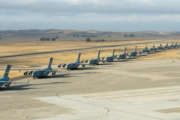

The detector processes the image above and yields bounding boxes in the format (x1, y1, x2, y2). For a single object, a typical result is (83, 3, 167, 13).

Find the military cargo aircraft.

(164, 43, 170, 49)
(170, 43, 178, 49)
(157, 44, 164, 50)
(149, 44, 157, 52)
(129, 47, 138, 58)
(23, 57, 58, 79)
(106, 50, 116, 62)
(118, 48, 127, 60)
(31, 57, 57, 78)
(64, 53, 86, 70)
(89, 50, 102, 65)
(142, 46, 150, 53)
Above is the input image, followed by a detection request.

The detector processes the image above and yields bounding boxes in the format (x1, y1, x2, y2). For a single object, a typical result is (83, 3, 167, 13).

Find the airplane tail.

(77, 53, 81, 63)
(135, 46, 137, 52)
(48, 57, 53, 70)
(3, 64, 11, 79)
(124, 48, 127, 54)
(98, 50, 101, 59)
(112, 50, 115, 57)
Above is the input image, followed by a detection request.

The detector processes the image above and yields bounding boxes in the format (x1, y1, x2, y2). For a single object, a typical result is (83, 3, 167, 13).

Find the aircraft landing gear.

(4, 83, 10, 88)
(24, 71, 33, 76)
(52, 72, 56, 76)
(82, 64, 86, 68)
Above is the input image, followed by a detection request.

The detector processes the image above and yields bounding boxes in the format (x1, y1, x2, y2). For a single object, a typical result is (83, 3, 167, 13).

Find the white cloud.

(0, 0, 180, 31)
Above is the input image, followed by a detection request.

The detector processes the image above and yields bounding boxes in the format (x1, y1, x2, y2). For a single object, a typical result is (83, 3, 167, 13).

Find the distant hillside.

(0, 29, 180, 42)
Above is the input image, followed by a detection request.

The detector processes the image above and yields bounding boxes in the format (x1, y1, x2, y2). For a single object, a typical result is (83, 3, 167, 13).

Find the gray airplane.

(164, 43, 170, 49)
(106, 49, 116, 62)
(118, 48, 127, 60)
(31, 57, 57, 78)
(129, 47, 138, 57)
(174, 42, 178, 48)
(170, 42, 178, 49)
(89, 50, 101, 65)
(149, 44, 157, 52)
(142, 46, 150, 53)
(65, 53, 85, 70)
(0, 65, 12, 88)
(157, 44, 164, 50)
(174, 42, 180, 48)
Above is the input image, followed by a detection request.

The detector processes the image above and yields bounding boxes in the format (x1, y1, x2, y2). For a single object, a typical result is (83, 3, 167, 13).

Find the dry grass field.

(2, 48, 179, 79)
(0, 40, 172, 65)
(0, 40, 179, 78)
(0, 40, 156, 56)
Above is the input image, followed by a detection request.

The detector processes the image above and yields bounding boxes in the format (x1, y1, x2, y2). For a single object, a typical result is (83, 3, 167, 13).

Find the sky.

(0, 0, 180, 32)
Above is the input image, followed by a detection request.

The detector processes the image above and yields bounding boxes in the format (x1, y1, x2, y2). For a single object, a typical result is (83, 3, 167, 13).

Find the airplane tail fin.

(135, 46, 137, 52)
(98, 50, 101, 59)
(77, 53, 81, 63)
(124, 48, 127, 54)
(48, 57, 53, 70)
(112, 50, 115, 57)
(3, 64, 11, 79)
(145, 46, 148, 49)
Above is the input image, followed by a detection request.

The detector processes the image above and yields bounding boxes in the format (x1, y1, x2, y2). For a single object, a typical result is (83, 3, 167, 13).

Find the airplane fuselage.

(142, 48, 150, 53)
(67, 62, 80, 70)
(165, 45, 169, 49)
(157, 46, 164, 50)
(130, 51, 137, 57)
(32, 68, 51, 78)
(170, 45, 176, 49)
(118, 54, 126, 59)
(150, 47, 157, 52)
(89, 58, 100, 65)
(0, 78, 11, 88)
(106, 56, 114, 62)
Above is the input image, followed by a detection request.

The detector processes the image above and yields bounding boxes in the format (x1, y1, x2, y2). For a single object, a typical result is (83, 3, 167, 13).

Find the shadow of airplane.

(29, 81, 71, 86)
(0, 84, 32, 91)
(0, 74, 71, 91)
(96, 63, 113, 66)
(70, 67, 99, 71)
(0, 81, 71, 91)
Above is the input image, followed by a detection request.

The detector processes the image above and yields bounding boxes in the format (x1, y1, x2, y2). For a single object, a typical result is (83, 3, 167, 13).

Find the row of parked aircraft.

(0, 42, 179, 89)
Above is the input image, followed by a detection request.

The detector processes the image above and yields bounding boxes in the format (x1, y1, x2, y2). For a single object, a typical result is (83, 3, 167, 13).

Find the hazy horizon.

(1, 0, 180, 32)
(0, 29, 180, 33)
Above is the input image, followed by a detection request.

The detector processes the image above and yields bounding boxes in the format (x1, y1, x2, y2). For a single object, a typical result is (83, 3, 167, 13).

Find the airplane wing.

(50, 69, 67, 73)
(0, 80, 30, 86)
(11, 81, 30, 85)
(0, 81, 8, 82)
(0, 81, 11, 83)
